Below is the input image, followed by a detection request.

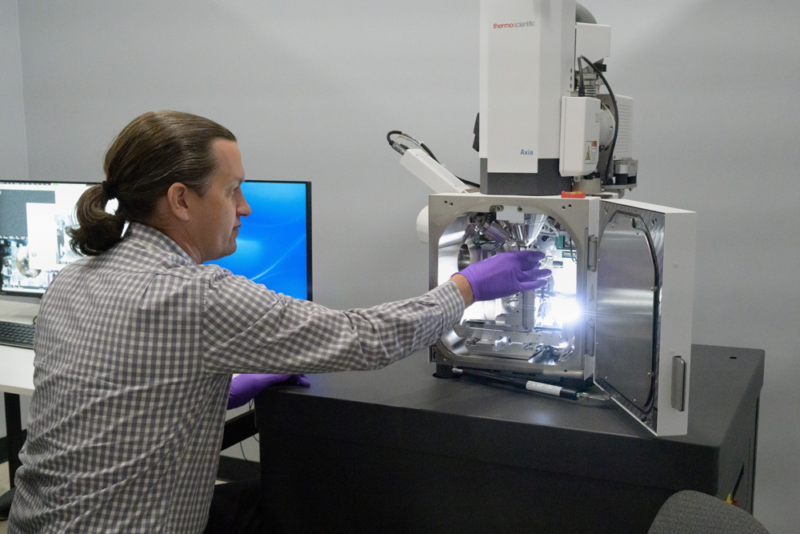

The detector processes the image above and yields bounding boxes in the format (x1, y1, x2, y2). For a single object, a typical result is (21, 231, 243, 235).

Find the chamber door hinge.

(671, 356, 687, 411)
(585, 318, 596, 356)
(588, 235, 598, 272)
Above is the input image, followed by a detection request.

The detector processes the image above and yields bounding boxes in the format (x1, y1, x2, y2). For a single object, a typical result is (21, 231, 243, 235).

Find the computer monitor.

(0, 179, 312, 303)
(0, 181, 97, 300)
(205, 180, 312, 301)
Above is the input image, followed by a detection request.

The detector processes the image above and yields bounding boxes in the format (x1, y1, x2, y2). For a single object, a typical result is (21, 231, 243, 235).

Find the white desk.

(0, 345, 35, 396)
(0, 301, 37, 394)
(0, 302, 37, 497)
(0, 301, 39, 327)
(0, 301, 36, 395)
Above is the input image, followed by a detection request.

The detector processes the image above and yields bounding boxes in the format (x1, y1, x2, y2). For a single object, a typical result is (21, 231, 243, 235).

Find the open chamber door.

(594, 199, 696, 436)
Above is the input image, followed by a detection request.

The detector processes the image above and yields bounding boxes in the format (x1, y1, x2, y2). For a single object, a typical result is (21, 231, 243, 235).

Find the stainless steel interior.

(429, 194, 594, 382)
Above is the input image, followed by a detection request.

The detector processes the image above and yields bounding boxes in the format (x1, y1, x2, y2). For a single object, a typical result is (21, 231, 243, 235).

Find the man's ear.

(166, 182, 192, 222)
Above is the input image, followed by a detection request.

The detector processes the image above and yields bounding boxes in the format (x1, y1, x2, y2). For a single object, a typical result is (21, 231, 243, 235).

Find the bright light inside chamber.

(549, 297, 580, 325)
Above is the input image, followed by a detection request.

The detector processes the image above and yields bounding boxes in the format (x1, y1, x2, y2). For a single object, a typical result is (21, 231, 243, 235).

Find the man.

(8, 111, 549, 533)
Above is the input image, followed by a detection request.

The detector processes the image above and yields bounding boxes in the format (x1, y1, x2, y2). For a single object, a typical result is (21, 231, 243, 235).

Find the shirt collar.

(124, 222, 198, 266)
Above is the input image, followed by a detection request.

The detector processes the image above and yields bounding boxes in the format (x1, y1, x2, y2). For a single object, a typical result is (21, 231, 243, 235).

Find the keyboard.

(0, 321, 36, 349)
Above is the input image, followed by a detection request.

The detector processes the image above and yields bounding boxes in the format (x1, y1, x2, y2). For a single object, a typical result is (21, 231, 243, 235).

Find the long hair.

(67, 111, 236, 255)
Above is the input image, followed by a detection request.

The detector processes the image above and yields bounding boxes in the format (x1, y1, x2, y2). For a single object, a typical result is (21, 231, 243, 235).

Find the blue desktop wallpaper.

(206, 181, 309, 300)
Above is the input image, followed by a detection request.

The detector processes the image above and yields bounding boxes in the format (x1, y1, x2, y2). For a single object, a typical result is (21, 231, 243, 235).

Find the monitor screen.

(0, 181, 97, 297)
(0, 180, 312, 302)
(205, 180, 312, 301)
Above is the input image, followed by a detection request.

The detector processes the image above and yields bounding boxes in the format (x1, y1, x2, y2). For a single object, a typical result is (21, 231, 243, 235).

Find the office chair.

(648, 490, 769, 534)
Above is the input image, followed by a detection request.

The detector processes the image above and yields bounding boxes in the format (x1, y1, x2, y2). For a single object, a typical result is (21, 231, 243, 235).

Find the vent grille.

(614, 96, 633, 159)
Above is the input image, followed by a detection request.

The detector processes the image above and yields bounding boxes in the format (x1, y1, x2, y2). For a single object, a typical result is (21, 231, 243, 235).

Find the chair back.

(648, 491, 769, 534)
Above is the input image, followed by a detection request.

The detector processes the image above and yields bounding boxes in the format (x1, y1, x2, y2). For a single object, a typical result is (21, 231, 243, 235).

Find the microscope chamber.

(429, 194, 600, 387)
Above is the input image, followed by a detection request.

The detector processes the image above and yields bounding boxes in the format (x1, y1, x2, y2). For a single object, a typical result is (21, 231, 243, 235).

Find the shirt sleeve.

(200, 271, 465, 374)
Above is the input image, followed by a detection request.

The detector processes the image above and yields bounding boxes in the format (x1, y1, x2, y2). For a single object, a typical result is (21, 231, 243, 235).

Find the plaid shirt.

(9, 222, 463, 533)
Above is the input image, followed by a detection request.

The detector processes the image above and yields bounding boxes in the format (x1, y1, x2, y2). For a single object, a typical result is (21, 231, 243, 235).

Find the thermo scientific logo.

(493, 21, 535, 29)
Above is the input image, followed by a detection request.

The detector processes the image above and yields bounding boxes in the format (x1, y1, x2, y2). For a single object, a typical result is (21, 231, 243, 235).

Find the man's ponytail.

(67, 184, 126, 256)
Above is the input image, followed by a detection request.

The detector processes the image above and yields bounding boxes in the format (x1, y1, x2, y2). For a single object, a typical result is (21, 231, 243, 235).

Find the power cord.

(386, 130, 480, 188)
(579, 56, 619, 184)
(237, 399, 259, 462)
(576, 57, 587, 97)
(386, 130, 440, 162)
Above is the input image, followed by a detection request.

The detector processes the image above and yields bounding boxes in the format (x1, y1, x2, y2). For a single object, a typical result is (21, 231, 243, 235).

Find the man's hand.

(227, 374, 310, 409)
(455, 250, 551, 303)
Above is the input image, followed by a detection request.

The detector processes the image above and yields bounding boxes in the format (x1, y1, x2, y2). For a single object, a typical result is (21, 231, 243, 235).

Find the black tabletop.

(257, 344, 764, 493)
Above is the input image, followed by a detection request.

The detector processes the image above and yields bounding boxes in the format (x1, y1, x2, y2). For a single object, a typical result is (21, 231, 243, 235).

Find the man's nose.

(239, 196, 251, 217)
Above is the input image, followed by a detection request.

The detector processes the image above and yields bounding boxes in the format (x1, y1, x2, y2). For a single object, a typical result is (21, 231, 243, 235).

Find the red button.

(561, 191, 586, 198)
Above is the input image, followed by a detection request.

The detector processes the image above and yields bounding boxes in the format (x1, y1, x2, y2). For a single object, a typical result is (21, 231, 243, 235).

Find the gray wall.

(0, 0, 30, 441)
(4, 0, 799, 531)
(588, 5, 800, 533)
(0, 0, 27, 179)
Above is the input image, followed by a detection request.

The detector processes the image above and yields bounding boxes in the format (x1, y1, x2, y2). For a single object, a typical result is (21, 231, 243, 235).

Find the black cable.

(576, 57, 586, 97)
(249, 399, 259, 443)
(386, 130, 402, 147)
(386, 130, 403, 155)
(455, 368, 581, 401)
(457, 176, 480, 188)
(387, 130, 440, 163)
(388, 130, 478, 186)
(419, 142, 440, 163)
(580, 56, 619, 184)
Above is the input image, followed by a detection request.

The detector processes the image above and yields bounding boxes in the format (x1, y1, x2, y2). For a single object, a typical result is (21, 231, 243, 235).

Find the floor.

(1, 462, 8, 534)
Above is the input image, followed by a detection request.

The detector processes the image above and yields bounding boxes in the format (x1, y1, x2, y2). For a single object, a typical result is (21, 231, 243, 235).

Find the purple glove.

(459, 250, 551, 302)
(227, 374, 311, 409)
